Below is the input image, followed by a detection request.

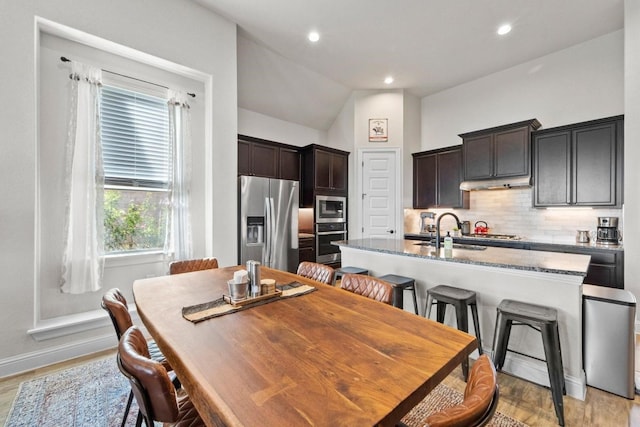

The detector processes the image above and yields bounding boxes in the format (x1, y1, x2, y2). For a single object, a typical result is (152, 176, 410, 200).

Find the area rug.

(401, 383, 529, 427)
(6, 357, 528, 427)
(5, 357, 141, 427)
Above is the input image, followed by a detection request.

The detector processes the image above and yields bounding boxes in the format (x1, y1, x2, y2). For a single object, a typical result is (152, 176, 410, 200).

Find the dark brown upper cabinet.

(279, 147, 301, 181)
(533, 115, 623, 208)
(460, 119, 541, 181)
(302, 145, 350, 206)
(238, 135, 301, 181)
(413, 145, 469, 209)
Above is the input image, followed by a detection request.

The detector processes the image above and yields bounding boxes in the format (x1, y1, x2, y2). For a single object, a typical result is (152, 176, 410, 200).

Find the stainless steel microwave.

(315, 195, 346, 223)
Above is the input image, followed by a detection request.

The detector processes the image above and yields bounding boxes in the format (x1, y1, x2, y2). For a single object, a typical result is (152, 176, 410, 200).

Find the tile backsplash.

(404, 188, 623, 244)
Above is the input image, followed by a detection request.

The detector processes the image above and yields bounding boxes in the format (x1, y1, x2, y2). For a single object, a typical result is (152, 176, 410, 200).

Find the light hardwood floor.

(1, 346, 639, 426)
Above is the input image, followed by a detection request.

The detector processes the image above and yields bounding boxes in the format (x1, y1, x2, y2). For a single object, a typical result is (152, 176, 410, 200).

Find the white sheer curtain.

(165, 90, 193, 260)
(60, 62, 104, 294)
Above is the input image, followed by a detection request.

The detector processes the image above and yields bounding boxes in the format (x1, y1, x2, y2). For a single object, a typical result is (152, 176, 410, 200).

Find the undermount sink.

(413, 242, 487, 251)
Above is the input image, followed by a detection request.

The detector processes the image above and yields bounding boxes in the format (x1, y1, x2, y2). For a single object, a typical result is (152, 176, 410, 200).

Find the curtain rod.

(60, 56, 196, 98)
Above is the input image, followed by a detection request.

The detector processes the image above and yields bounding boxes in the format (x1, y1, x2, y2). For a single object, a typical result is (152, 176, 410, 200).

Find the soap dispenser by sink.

(444, 232, 453, 249)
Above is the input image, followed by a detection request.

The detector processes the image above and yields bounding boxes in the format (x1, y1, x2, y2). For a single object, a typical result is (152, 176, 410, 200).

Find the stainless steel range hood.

(459, 176, 531, 191)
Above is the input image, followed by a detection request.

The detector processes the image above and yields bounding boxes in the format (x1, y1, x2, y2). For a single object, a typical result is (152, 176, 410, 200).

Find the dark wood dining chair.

(117, 326, 206, 427)
(296, 261, 335, 285)
(101, 289, 175, 427)
(398, 354, 499, 427)
(340, 273, 393, 304)
(169, 257, 219, 275)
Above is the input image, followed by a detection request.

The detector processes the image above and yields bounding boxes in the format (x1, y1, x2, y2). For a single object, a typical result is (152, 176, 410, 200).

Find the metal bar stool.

(378, 274, 418, 315)
(334, 266, 368, 285)
(492, 299, 565, 426)
(425, 284, 483, 380)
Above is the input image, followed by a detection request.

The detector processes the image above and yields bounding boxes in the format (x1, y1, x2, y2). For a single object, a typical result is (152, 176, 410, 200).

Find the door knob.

(387, 230, 395, 234)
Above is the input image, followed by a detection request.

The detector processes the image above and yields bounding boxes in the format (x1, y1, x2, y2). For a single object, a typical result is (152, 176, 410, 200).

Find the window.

(100, 84, 170, 253)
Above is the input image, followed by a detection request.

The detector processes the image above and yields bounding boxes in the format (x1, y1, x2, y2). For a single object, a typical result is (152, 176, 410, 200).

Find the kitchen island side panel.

(340, 245, 586, 400)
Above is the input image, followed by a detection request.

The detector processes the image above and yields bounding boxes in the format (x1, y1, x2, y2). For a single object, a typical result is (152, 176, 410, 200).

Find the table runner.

(182, 282, 316, 323)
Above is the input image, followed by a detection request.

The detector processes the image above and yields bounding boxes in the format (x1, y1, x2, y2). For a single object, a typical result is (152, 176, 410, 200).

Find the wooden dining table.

(133, 266, 477, 427)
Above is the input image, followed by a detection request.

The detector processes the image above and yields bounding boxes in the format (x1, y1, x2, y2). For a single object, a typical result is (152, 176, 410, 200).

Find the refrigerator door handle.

(268, 197, 276, 266)
(263, 197, 271, 265)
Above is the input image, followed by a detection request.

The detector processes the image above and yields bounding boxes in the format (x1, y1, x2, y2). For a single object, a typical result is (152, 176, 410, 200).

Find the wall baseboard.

(1, 309, 152, 379)
(0, 334, 116, 379)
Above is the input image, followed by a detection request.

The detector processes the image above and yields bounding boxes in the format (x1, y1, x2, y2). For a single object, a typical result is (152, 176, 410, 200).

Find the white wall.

(0, 0, 237, 374)
(422, 30, 624, 150)
(403, 93, 421, 207)
(625, 2, 640, 311)
(238, 108, 327, 147)
(353, 90, 405, 149)
(327, 92, 356, 153)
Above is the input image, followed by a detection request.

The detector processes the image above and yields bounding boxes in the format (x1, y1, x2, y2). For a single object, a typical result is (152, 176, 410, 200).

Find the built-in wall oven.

(315, 195, 347, 263)
(315, 222, 347, 264)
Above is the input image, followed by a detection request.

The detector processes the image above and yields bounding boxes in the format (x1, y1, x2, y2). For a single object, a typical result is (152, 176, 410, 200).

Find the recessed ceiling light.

(384, 76, 394, 85)
(308, 31, 320, 42)
(497, 24, 512, 35)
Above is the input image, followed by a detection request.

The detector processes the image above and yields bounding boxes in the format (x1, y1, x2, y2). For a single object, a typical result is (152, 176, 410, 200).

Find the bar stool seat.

(378, 274, 418, 315)
(334, 266, 368, 285)
(425, 284, 483, 380)
(493, 299, 566, 426)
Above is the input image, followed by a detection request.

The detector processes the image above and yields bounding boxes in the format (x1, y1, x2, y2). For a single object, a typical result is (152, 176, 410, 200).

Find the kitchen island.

(334, 238, 591, 400)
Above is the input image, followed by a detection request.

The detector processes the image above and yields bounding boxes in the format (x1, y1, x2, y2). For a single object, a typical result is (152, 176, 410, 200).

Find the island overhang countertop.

(334, 238, 590, 277)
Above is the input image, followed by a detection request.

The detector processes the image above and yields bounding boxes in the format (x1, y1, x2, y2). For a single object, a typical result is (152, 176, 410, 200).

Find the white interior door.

(361, 150, 398, 238)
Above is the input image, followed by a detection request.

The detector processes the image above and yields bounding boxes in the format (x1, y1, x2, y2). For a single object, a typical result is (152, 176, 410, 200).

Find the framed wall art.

(369, 118, 388, 142)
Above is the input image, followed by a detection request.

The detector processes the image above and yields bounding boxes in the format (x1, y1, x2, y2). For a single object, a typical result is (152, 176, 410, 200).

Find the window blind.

(100, 85, 170, 188)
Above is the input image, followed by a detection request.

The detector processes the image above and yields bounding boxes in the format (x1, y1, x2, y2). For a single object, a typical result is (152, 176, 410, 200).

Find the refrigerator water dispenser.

(247, 217, 264, 245)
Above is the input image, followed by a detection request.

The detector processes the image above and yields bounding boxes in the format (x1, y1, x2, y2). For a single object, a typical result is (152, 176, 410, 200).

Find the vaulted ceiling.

(195, 0, 624, 130)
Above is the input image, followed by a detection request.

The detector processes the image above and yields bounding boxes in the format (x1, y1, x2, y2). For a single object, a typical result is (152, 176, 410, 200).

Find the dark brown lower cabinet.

(520, 243, 623, 289)
(299, 236, 316, 263)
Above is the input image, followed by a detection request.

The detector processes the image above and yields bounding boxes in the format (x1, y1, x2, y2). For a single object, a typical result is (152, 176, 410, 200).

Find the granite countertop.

(335, 238, 591, 276)
(404, 233, 624, 252)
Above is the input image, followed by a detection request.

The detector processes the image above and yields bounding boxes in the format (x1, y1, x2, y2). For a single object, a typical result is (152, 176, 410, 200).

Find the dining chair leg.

(121, 390, 134, 427)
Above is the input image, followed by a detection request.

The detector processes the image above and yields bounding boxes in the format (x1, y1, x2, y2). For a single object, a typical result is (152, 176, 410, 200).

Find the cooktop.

(465, 233, 521, 240)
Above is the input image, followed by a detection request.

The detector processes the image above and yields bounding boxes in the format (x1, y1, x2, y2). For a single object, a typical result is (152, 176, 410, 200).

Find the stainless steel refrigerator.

(238, 176, 299, 272)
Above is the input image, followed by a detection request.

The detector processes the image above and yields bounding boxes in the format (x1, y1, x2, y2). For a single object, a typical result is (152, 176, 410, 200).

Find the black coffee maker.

(596, 216, 620, 245)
